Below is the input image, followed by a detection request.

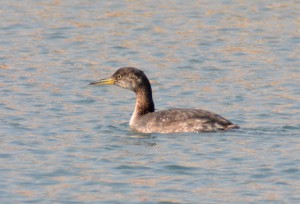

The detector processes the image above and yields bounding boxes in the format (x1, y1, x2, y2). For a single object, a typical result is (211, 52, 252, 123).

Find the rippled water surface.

(1, 0, 299, 203)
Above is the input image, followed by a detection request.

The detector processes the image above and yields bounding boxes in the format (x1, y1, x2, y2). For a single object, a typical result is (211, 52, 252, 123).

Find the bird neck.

(134, 84, 155, 116)
(129, 79, 155, 128)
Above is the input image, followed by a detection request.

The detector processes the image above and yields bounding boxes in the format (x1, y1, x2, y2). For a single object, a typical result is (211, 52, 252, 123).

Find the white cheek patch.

(130, 79, 136, 88)
(117, 81, 126, 88)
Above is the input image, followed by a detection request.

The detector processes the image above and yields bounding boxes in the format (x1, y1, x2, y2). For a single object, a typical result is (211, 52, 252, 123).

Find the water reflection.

(125, 132, 157, 147)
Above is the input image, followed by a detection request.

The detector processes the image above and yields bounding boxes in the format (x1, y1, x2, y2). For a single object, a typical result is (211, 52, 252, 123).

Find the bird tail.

(225, 124, 240, 130)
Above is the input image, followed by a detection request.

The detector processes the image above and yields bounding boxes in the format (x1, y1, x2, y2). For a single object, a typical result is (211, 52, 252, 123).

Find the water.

(0, 0, 299, 203)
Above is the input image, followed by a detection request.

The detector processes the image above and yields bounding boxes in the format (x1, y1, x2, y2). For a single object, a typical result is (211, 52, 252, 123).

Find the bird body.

(90, 67, 239, 133)
(130, 108, 238, 133)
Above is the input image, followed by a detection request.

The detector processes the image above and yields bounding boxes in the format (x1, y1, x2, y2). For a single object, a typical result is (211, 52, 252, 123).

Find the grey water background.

(0, 0, 299, 203)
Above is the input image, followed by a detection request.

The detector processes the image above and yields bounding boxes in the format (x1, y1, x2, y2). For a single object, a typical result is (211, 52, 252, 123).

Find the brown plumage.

(89, 67, 239, 133)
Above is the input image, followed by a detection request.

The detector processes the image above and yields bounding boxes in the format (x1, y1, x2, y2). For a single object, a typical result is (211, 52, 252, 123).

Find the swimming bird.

(89, 67, 239, 133)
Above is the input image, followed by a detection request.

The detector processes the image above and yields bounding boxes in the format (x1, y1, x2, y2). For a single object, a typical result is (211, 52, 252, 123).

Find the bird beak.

(89, 77, 115, 85)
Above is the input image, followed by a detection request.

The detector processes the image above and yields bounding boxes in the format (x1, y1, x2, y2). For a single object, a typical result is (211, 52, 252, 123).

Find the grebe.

(89, 67, 239, 133)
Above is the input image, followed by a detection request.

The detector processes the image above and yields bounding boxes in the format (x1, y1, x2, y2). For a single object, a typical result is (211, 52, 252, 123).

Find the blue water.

(1, 0, 299, 203)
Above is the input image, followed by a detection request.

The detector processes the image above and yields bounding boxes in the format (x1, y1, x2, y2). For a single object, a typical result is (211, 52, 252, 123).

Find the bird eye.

(117, 75, 121, 79)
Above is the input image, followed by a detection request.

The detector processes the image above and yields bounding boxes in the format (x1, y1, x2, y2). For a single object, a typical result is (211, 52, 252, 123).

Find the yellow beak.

(89, 78, 115, 85)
